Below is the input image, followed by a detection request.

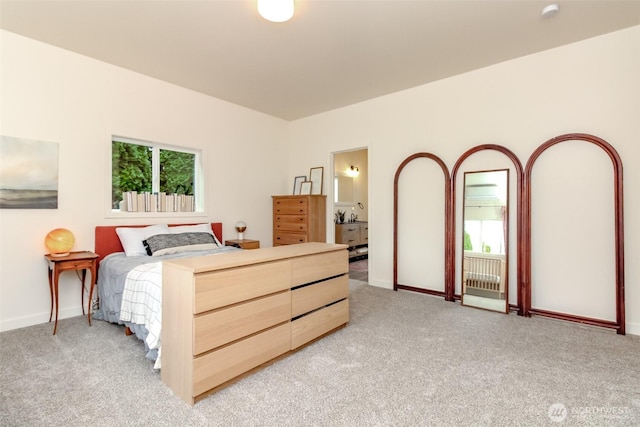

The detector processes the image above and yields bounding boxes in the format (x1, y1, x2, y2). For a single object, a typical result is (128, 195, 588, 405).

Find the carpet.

(2, 280, 639, 426)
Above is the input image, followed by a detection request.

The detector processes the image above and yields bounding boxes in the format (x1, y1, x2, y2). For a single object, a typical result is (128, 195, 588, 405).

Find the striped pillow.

(143, 232, 217, 256)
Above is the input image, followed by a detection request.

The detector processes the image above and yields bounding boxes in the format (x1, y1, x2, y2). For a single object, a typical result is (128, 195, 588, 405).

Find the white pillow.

(116, 224, 170, 256)
(169, 223, 222, 246)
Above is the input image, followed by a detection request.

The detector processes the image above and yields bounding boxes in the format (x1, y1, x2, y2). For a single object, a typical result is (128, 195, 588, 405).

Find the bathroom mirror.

(461, 169, 509, 313)
(334, 175, 354, 204)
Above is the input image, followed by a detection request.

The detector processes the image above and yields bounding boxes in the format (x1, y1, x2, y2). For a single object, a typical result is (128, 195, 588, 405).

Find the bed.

(93, 222, 240, 368)
(93, 222, 350, 405)
(462, 251, 506, 299)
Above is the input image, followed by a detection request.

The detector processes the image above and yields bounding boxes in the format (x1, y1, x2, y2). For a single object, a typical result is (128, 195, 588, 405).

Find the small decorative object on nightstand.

(235, 221, 247, 240)
(225, 239, 260, 250)
(44, 251, 99, 335)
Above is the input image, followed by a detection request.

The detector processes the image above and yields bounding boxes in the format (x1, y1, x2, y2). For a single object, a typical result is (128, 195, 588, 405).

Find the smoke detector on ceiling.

(541, 4, 560, 18)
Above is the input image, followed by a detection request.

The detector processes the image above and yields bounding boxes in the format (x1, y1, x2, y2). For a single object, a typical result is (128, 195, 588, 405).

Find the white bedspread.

(119, 261, 163, 369)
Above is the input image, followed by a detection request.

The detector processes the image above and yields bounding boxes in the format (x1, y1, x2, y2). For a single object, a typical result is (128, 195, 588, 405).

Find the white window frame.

(105, 134, 207, 219)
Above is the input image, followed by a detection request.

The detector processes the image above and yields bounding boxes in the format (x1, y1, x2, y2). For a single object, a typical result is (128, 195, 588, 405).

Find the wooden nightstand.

(224, 239, 260, 250)
(44, 251, 99, 335)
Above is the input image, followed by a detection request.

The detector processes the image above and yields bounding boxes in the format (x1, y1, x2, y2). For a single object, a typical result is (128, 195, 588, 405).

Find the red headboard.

(94, 222, 223, 268)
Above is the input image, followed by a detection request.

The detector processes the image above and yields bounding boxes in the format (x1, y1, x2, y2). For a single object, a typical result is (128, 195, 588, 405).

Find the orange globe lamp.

(45, 228, 75, 257)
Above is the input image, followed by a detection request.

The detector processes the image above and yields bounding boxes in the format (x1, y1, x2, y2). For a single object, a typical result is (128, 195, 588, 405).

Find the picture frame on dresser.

(293, 176, 306, 195)
(309, 166, 324, 195)
(300, 181, 312, 195)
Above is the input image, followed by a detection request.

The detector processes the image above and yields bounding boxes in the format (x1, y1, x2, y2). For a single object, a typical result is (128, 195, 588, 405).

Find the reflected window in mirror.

(461, 169, 509, 313)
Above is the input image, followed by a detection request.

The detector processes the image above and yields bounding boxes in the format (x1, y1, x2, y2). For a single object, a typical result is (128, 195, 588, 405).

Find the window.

(464, 220, 505, 254)
(111, 136, 202, 212)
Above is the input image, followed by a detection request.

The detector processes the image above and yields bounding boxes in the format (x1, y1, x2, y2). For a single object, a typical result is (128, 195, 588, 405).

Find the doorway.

(332, 148, 369, 281)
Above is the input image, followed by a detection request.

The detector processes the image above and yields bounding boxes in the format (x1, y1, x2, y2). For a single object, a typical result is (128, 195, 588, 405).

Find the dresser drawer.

(193, 291, 291, 355)
(273, 195, 326, 247)
(57, 259, 95, 272)
(360, 224, 368, 243)
(193, 323, 291, 397)
(291, 250, 348, 286)
(194, 261, 291, 313)
(340, 230, 359, 246)
(291, 299, 349, 349)
(274, 232, 308, 246)
(335, 223, 360, 246)
(340, 224, 359, 235)
(274, 198, 308, 215)
(274, 215, 308, 232)
(292, 275, 348, 318)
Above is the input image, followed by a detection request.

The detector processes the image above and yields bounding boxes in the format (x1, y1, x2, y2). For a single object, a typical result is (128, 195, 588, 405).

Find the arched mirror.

(461, 169, 509, 313)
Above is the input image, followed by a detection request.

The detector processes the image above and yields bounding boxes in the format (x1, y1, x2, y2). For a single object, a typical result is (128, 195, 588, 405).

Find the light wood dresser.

(162, 242, 349, 405)
(272, 195, 326, 246)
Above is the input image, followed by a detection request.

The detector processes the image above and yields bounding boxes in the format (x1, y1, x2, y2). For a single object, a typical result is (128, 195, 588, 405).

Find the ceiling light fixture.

(347, 165, 359, 177)
(541, 4, 559, 18)
(258, 0, 294, 23)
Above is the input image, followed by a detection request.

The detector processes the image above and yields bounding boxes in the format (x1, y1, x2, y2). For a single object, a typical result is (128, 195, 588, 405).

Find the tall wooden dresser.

(272, 195, 326, 246)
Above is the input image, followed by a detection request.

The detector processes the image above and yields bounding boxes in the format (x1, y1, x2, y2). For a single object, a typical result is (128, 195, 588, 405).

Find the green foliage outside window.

(159, 150, 195, 195)
(112, 141, 151, 208)
(112, 140, 196, 209)
(463, 231, 473, 251)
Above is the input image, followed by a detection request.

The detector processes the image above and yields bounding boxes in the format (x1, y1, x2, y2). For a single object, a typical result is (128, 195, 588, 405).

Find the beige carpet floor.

(1, 280, 639, 426)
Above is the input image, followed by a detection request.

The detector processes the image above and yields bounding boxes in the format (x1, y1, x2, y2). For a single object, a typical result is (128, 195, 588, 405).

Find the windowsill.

(105, 210, 208, 220)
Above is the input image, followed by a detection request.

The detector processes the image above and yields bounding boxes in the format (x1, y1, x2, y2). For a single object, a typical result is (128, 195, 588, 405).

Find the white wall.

(289, 26, 640, 335)
(0, 31, 290, 331)
(2, 26, 638, 336)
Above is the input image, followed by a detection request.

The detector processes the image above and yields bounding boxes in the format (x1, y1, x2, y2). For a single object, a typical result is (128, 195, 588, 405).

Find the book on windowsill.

(120, 191, 195, 212)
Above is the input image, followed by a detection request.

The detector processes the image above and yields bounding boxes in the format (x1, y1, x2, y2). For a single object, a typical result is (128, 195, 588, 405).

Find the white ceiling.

(1, 0, 639, 120)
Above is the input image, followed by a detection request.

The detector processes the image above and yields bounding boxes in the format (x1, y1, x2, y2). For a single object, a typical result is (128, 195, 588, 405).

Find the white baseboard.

(625, 321, 640, 337)
(0, 305, 85, 333)
(363, 279, 640, 337)
(367, 278, 392, 290)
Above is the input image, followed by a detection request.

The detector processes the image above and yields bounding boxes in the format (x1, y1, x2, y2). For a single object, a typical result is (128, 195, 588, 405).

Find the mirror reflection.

(462, 169, 509, 313)
(334, 175, 354, 204)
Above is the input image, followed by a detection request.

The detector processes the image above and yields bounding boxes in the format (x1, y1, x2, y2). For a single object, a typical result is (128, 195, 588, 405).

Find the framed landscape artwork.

(0, 135, 59, 209)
